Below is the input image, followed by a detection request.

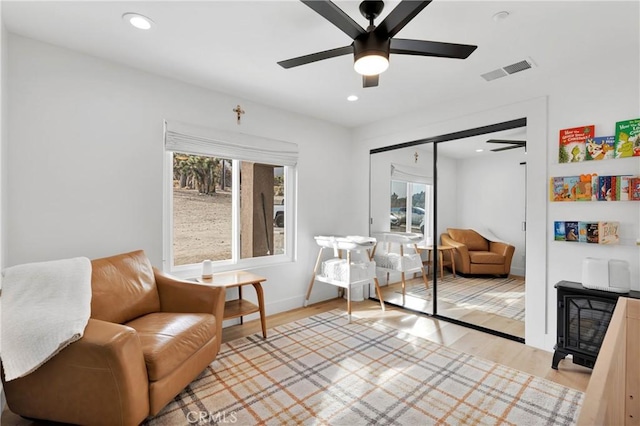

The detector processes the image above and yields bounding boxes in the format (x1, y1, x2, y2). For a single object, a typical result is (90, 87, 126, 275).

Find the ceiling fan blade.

(301, 0, 365, 40)
(487, 139, 526, 145)
(375, 1, 432, 38)
(390, 38, 477, 59)
(278, 45, 353, 69)
(363, 74, 379, 88)
(491, 145, 525, 152)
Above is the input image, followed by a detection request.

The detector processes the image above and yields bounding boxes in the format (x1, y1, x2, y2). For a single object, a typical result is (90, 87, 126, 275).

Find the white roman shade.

(390, 163, 433, 184)
(164, 120, 299, 166)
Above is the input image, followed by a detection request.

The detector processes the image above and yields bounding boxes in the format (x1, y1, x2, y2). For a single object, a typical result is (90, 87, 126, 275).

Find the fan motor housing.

(354, 32, 390, 63)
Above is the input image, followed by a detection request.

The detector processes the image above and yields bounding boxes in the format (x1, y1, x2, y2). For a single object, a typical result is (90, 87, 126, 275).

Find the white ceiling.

(2, 1, 639, 128)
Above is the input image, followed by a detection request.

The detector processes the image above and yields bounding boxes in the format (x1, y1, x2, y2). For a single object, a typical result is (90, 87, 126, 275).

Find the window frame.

(162, 122, 297, 278)
(390, 179, 433, 242)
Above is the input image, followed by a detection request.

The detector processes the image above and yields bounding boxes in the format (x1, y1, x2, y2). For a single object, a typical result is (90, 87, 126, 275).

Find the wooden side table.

(416, 245, 456, 279)
(198, 270, 268, 338)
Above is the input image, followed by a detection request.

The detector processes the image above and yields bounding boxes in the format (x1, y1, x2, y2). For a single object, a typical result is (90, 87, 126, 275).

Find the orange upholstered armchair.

(440, 228, 515, 277)
(2, 250, 226, 426)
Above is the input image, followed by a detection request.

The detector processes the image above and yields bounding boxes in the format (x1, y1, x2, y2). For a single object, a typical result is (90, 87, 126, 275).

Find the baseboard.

(221, 294, 324, 328)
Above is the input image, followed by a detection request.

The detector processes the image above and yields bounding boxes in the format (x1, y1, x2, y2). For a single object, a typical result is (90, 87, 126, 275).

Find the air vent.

(503, 60, 532, 74)
(481, 58, 536, 82)
(481, 68, 508, 82)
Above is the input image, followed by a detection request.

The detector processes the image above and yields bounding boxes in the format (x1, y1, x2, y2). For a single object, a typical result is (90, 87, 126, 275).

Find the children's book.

(575, 174, 593, 201)
(619, 175, 634, 201)
(630, 177, 640, 201)
(585, 136, 615, 161)
(586, 223, 599, 243)
(614, 118, 640, 158)
(591, 174, 600, 201)
(564, 176, 580, 201)
(578, 222, 588, 243)
(611, 176, 617, 201)
(550, 177, 565, 201)
(564, 221, 579, 242)
(598, 221, 619, 245)
(554, 222, 566, 241)
(559, 125, 594, 163)
(598, 176, 612, 201)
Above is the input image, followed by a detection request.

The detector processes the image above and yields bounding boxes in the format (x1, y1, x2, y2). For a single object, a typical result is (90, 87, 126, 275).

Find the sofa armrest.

(2, 319, 149, 426)
(154, 267, 225, 317)
(441, 233, 471, 272)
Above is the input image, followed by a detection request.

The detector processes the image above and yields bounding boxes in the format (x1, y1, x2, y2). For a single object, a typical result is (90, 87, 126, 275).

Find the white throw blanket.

(474, 228, 508, 244)
(1, 257, 92, 381)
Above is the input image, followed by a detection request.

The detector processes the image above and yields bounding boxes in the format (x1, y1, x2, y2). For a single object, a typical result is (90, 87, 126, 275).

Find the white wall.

(454, 148, 527, 276)
(0, 4, 7, 415)
(6, 35, 358, 317)
(352, 5, 639, 350)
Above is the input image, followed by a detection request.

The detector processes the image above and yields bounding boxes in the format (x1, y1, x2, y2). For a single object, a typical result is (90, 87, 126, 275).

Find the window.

(389, 163, 433, 242)
(163, 121, 297, 275)
(390, 180, 431, 235)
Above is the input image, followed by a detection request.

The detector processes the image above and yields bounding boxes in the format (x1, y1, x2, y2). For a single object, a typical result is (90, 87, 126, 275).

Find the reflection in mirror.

(435, 127, 526, 339)
(370, 145, 436, 314)
(369, 122, 527, 340)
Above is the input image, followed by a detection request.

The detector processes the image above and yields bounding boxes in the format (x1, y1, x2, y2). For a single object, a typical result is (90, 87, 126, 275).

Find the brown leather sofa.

(1, 250, 226, 425)
(441, 228, 515, 277)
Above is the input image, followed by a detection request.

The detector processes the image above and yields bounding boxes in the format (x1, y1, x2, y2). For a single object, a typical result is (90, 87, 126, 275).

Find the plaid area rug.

(146, 310, 581, 426)
(404, 275, 525, 321)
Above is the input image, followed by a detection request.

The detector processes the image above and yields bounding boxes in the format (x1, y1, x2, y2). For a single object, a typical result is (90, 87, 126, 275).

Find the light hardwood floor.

(223, 297, 591, 391)
(2, 297, 592, 425)
(377, 276, 526, 338)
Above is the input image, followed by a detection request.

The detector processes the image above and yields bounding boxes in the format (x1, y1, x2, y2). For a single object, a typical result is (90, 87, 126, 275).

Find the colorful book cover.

(591, 174, 600, 201)
(565, 221, 579, 242)
(598, 221, 619, 245)
(614, 118, 640, 157)
(585, 136, 615, 161)
(575, 174, 594, 201)
(559, 125, 594, 163)
(554, 221, 566, 241)
(550, 177, 566, 201)
(586, 223, 599, 243)
(619, 175, 634, 201)
(611, 176, 617, 200)
(598, 176, 612, 201)
(564, 176, 580, 201)
(630, 177, 640, 201)
(578, 222, 588, 243)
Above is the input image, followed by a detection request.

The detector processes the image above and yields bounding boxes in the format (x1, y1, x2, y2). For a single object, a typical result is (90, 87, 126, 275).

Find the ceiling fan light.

(354, 34, 390, 76)
(354, 54, 389, 76)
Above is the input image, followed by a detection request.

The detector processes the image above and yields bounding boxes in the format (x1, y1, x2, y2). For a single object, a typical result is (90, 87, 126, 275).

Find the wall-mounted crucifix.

(232, 104, 245, 125)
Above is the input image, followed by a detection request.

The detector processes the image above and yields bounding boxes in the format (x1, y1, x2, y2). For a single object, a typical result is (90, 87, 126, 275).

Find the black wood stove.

(552, 280, 640, 370)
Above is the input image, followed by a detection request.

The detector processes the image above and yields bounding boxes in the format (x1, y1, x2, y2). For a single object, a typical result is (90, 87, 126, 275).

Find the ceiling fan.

(487, 139, 527, 152)
(277, 0, 478, 88)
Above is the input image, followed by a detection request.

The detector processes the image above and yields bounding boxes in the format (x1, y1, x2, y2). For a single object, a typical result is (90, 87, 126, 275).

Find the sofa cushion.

(126, 312, 216, 382)
(447, 229, 489, 251)
(469, 251, 504, 265)
(91, 250, 161, 324)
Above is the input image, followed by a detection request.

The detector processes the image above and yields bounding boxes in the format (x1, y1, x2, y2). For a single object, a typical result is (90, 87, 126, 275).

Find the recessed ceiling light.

(347, 95, 358, 102)
(123, 13, 154, 30)
(476, 149, 484, 153)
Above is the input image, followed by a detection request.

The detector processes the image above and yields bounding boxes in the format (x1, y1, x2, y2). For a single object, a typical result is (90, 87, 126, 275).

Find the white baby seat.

(371, 232, 429, 305)
(305, 235, 385, 321)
